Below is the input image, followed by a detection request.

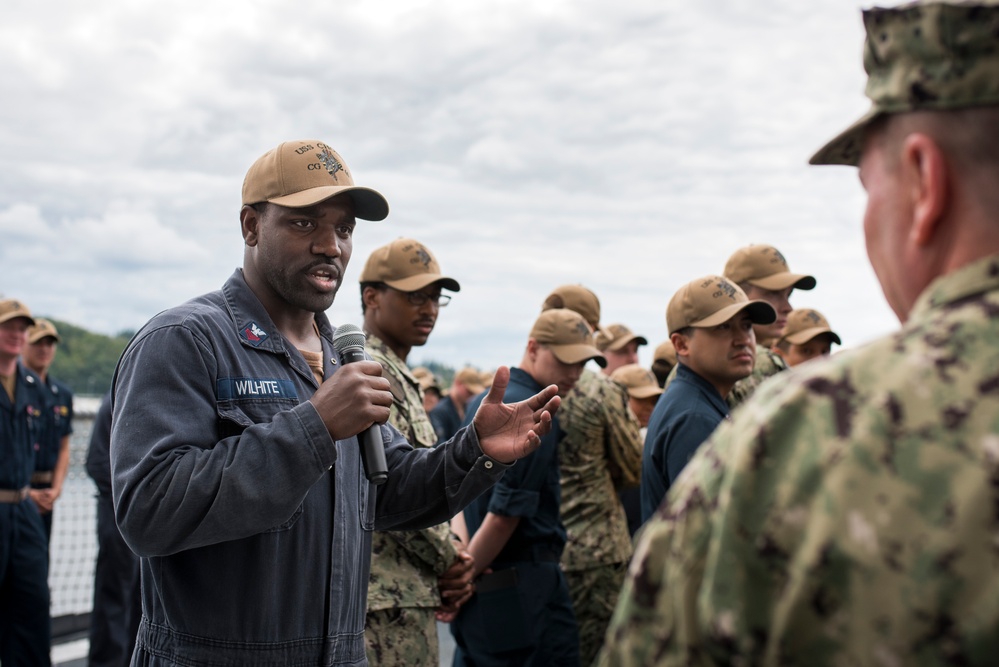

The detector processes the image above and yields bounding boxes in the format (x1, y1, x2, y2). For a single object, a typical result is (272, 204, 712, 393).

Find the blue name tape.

(217, 377, 299, 401)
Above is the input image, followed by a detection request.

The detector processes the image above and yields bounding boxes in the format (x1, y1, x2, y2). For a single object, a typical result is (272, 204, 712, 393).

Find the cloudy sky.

(1, 0, 905, 380)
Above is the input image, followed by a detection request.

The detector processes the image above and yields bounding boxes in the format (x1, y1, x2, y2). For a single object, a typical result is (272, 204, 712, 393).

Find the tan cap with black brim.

(28, 318, 60, 344)
(610, 363, 664, 399)
(724, 244, 816, 291)
(595, 323, 648, 352)
(653, 339, 677, 366)
(779, 308, 842, 346)
(810, 1, 999, 166)
(530, 308, 606, 368)
(359, 238, 460, 293)
(0, 299, 35, 327)
(242, 140, 389, 221)
(454, 366, 486, 395)
(666, 275, 777, 334)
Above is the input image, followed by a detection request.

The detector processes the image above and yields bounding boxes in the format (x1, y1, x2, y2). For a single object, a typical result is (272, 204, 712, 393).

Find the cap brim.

(608, 335, 648, 352)
(750, 272, 817, 291)
(269, 185, 390, 221)
(628, 385, 664, 399)
(784, 327, 842, 346)
(28, 332, 60, 344)
(809, 107, 881, 167)
(464, 382, 485, 395)
(550, 344, 607, 368)
(384, 275, 461, 293)
(0, 312, 35, 327)
(693, 300, 777, 328)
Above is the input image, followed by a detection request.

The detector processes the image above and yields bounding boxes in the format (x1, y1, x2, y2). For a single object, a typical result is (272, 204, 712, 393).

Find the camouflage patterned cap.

(666, 275, 777, 333)
(778, 308, 842, 346)
(359, 238, 460, 293)
(810, 0, 999, 166)
(27, 318, 61, 344)
(530, 308, 606, 367)
(0, 298, 35, 327)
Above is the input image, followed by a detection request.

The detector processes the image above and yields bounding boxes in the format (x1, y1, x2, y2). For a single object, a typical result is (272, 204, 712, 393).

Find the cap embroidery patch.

(573, 320, 591, 340)
(805, 310, 822, 324)
(767, 248, 788, 267)
(714, 280, 737, 300)
(316, 147, 344, 181)
(414, 247, 432, 268)
(242, 322, 268, 347)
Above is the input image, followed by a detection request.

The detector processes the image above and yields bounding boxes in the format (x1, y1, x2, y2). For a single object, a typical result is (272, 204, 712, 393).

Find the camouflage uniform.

(560, 369, 642, 665)
(365, 334, 458, 666)
(662, 345, 786, 410)
(726, 344, 787, 409)
(597, 253, 999, 666)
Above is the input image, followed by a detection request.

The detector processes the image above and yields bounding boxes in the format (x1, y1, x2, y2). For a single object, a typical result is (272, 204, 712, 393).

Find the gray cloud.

(1, 0, 904, 378)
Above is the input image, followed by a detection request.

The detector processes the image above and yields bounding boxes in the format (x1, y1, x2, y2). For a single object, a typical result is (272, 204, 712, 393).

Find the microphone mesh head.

(332, 323, 367, 354)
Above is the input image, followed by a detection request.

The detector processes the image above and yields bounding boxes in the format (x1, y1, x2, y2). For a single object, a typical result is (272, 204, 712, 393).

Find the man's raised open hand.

(472, 366, 560, 463)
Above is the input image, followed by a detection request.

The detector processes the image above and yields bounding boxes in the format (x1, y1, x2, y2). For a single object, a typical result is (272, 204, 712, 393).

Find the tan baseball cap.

(667, 275, 777, 333)
(359, 238, 460, 292)
(542, 284, 601, 330)
(242, 140, 389, 221)
(653, 339, 677, 366)
(479, 369, 495, 389)
(811, 1, 999, 166)
(610, 363, 664, 400)
(0, 299, 35, 326)
(779, 308, 842, 346)
(454, 366, 486, 395)
(530, 308, 606, 368)
(724, 244, 816, 291)
(595, 323, 648, 352)
(28, 318, 60, 344)
(411, 366, 441, 393)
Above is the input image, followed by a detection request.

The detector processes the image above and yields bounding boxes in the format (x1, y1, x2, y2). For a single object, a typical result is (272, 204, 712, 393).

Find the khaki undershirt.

(299, 349, 325, 387)
(0, 372, 15, 402)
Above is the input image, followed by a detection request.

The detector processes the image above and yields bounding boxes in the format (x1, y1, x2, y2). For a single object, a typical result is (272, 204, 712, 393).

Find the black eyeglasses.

(391, 287, 451, 308)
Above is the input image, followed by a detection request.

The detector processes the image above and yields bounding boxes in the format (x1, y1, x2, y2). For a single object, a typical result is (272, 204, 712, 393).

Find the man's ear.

(902, 133, 948, 247)
(361, 285, 381, 312)
(240, 205, 260, 246)
(670, 331, 690, 357)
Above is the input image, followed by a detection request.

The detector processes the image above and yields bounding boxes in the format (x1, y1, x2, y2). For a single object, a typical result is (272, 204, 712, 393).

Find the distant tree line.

(38, 319, 468, 398)
(421, 361, 455, 389)
(46, 319, 133, 397)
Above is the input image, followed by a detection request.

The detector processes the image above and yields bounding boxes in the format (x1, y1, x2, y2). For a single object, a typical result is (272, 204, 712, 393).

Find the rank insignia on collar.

(241, 322, 268, 347)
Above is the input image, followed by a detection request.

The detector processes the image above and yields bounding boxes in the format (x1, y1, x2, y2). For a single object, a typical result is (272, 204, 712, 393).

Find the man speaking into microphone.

(110, 139, 560, 667)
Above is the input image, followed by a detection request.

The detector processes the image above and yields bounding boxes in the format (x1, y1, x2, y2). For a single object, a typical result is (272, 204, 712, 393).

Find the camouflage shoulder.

(382, 368, 408, 406)
(755, 345, 787, 375)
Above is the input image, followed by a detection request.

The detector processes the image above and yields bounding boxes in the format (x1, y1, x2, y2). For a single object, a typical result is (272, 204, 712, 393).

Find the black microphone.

(331, 324, 389, 485)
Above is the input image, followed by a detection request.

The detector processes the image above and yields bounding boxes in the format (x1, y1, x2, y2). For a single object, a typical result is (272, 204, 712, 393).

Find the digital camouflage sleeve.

(366, 336, 458, 613)
(598, 254, 999, 667)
